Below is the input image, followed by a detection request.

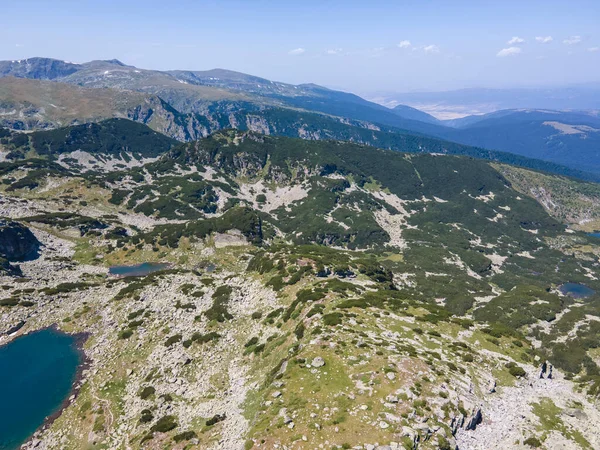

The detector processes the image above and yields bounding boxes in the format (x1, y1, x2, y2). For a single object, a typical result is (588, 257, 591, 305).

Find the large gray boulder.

(0, 219, 41, 261)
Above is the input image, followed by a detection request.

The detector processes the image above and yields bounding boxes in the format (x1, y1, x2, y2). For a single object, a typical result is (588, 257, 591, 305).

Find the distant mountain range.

(442, 109, 600, 174)
(370, 85, 600, 117)
(1, 57, 599, 178)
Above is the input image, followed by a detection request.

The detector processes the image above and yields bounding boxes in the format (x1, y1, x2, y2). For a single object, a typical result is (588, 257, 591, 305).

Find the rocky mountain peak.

(0, 57, 80, 80)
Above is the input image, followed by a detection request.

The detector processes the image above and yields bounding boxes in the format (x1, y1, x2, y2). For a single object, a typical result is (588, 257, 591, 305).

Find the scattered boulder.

(386, 394, 399, 403)
(487, 379, 496, 394)
(5, 320, 25, 335)
(539, 360, 554, 379)
(539, 361, 548, 379)
(312, 357, 325, 368)
(564, 408, 587, 420)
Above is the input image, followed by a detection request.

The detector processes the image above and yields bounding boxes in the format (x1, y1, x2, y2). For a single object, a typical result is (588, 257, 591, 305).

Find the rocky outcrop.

(0, 219, 41, 261)
(539, 360, 554, 379)
(450, 414, 465, 435)
(464, 407, 483, 431)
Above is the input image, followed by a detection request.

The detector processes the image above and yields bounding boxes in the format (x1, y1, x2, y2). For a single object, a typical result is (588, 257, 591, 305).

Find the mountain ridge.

(2, 57, 600, 177)
(3, 117, 599, 183)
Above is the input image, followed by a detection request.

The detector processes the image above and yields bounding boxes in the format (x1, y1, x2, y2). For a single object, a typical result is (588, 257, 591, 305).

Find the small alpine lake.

(559, 282, 596, 299)
(108, 262, 170, 277)
(0, 328, 83, 450)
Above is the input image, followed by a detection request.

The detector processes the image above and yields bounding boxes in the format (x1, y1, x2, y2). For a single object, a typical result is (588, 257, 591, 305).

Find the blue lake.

(588, 233, 600, 239)
(559, 283, 596, 299)
(109, 262, 170, 277)
(0, 328, 81, 450)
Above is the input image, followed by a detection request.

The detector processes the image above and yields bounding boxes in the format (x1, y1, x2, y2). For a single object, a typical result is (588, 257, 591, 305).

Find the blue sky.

(1, 0, 599, 93)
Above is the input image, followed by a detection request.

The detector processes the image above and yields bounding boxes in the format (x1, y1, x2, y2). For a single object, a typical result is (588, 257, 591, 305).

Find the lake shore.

(13, 325, 91, 449)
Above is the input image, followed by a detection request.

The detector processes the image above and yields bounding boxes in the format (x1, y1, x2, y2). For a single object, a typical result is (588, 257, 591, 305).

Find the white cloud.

(326, 48, 343, 55)
(398, 40, 412, 49)
(589, 47, 600, 52)
(368, 47, 386, 57)
(497, 47, 522, 57)
(15, 43, 24, 48)
(535, 36, 553, 44)
(423, 44, 440, 53)
(563, 36, 582, 45)
(507, 36, 525, 45)
(288, 48, 306, 55)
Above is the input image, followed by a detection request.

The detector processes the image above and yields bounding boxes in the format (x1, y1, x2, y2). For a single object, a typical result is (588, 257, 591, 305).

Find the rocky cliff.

(0, 219, 41, 261)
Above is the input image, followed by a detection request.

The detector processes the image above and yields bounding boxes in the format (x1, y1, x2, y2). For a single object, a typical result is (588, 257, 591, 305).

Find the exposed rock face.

(0, 219, 41, 261)
(464, 407, 483, 431)
(0, 57, 80, 80)
(450, 414, 465, 435)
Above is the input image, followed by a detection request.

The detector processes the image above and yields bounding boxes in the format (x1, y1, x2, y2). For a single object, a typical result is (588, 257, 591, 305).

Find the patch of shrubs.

(204, 286, 233, 322)
(41, 282, 92, 296)
(174, 430, 197, 442)
(505, 362, 527, 378)
(322, 312, 343, 326)
(523, 437, 542, 448)
(183, 332, 220, 348)
(151, 415, 178, 433)
(206, 413, 226, 426)
(118, 329, 133, 339)
(139, 386, 156, 400)
(128, 309, 145, 320)
(294, 322, 306, 340)
(164, 334, 182, 347)
(307, 304, 325, 317)
(0, 297, 19, 307)
(139, 409, 153, 423)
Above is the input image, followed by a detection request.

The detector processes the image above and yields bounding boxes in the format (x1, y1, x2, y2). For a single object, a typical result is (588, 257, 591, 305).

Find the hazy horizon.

(2, 0, 599, 95)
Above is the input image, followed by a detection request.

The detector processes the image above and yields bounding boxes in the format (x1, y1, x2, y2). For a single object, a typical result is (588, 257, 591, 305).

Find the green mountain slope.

(2, 118, 177, 156)
(2, 131, 600, 449)
(0, 119, 178, 172)
(392, 104, 442, 124)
